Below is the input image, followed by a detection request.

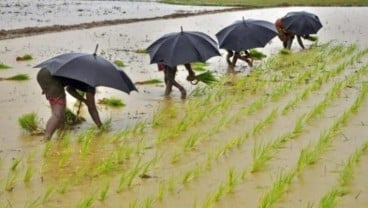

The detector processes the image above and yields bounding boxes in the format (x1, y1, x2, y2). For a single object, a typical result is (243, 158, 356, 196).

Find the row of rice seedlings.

(24, 186, 54, 208)
(319, 141, 368, 208)
(259, 82, 368, 208)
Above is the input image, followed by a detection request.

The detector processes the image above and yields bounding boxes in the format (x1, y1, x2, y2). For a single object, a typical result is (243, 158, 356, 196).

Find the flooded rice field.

(1, 4, 368, 208)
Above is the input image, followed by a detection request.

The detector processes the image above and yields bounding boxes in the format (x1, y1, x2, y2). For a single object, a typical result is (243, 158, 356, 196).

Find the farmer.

(275, 18, 315, 49)
(157, 62, 196, 99)
(226, 50, 253, 67)
(37, 68, 66, 140)
(60, 78, 102, 128)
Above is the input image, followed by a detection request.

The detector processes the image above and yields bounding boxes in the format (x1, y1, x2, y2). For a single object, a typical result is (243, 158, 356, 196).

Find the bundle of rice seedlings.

(249, 49, 267, 60)
(65, 108, 85, 125)
(135, 48, 148, 54)
(114, 60, 126, 67)
(1, 73, 29, 81)
(135, 79, 163, 85)
(18, 112, 43, 135)
(16, 54, 33, 61)
(192, 62, 209, 71)
(98, 97, 125, 107)
(0, 62, 11, 70)
(194, 71, 218, 85)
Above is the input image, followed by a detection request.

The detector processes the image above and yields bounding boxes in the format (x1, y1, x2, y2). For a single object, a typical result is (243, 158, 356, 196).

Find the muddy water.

(1, 5, 368, 207)
(0, 0, 230, 30)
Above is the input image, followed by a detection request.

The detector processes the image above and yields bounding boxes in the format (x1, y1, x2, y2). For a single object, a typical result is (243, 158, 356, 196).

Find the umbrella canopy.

(282, 11, 323, 35)
(216, 18, 278, 52)
(146, 27, 220, 67)
(34, 52, 137, 94)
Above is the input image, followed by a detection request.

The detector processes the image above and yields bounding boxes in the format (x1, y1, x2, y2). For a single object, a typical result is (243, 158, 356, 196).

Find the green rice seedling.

(167, 176, 176, 194)
(5, 172, 17, 191)
(134, 79, 163, 85)
(98, 183, 110, 201)
(279, 49, 291, 55)
(114, 60, 126, 67)
(58, 148, 71, 167)
(143, 196, 154, 208)
(76, 195, 94, 208)
(251, 142, 272, 173)
(184, 133, 200, 151)
(77, 129, 96, 143)
(1, 73, 29, 81)
(129, 200, 139, 208)
(43, 141, 52, 158)
(99, 118, 112, 132)
(156, 183, 166, 202)
(249, 49, 267, 60)
(319, 189, 343, 208)
(194, 71, 218, 85)
(226, 168, 237, 193)
(192, 62, 209, 71)
(23, 165, 33, 183)
(42, 186, 54, 203)
(0, 62, 11, 69)
(135, 48, 148, 54)
(182, 170, 194, 184)
(25, 197, 41, 208)
(171, 152, 182, 164)
(10, 157, 22, 171)
(98, 97, 125, 107)
(18, 112, 43, 134)
(292, 114, 306, 136)
(80, 136, 92, 156)
(16, 54, 33, 61)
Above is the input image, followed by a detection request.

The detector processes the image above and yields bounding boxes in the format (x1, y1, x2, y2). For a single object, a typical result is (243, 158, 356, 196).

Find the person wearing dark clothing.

(157, 63, 196, 99)
(60, 78, 102, 128)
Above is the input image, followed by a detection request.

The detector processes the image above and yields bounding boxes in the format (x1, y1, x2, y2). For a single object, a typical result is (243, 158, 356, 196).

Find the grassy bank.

(161, 0, 368, 7)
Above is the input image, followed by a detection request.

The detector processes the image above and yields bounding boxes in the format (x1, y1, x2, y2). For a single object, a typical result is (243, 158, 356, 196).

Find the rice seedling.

(156, 183, 166, 202)
(182, 170, 194, 184)
(23, 165, 33, 183)
(184, 133, 200, 151)
(98, 97, 125, 107)
(80, 135, 92, 155)
(58, 147, 71, 167)
(16, 54, 33, 61)
(76, 195, 94, 208)
(98, 183, 110, 201)
(18, 112, 43, 134)
(251, 142, 272, 173)
(42, 186, 54, 203)
(0, 62, 11, 69)
(319, 189, 342, 208)
(225, 168, 237, 193)
(143, 196, 155, 208)
(10, 157, 22, 171)
(5, 172, 17, 191)
(249, 49, 267, 60)
(135, 48, 148, 54)
(0, 73, 29, 81)
(134, 78, 163, 85)
(114, 60, 126, 67)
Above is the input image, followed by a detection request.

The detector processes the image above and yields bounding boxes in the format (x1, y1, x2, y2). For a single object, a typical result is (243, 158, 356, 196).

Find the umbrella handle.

(94, 44, 99, 56)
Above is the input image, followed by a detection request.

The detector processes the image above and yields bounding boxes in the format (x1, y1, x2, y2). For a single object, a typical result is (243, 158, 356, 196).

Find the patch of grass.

(134, 79, 163, 85)
(114, 60, 126, 67)
(98, 97, 125, 107)
(0, 62, 11, 69)
(18, 112, 43, 134)
(279, 49, 291, 55)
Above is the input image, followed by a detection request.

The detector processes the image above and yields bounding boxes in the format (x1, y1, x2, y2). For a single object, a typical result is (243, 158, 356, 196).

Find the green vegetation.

(249, 49, 267, 60)
(114, 60, 126, 67)
(0, 73, 29, 81)
(195, 71, 218, 85)
(18, 112, 43, 134)
(161, 0, 368, 6)
(16, 54, 33, 61)
(65, 108, 86, 125)
(98, 97, 125, 107)
(192, 62, 209, 71)
(135, 48, 148, 54)
(134, 78, 163, 85)
(0, 62, 11, 70)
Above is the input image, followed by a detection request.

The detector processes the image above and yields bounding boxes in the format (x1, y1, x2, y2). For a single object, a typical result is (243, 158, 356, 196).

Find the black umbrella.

(282, 11, 323, 35)
(146, 27, 220, 67)
(34, 46, 137, 94)
(216, 18, 278, 52)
